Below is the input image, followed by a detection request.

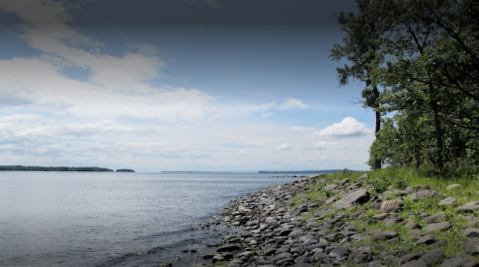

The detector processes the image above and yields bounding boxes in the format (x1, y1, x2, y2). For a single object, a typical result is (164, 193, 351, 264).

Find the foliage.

(0, 165, 114, 172)
(332, 0, 479, 174)
(367, 175, 391, 194)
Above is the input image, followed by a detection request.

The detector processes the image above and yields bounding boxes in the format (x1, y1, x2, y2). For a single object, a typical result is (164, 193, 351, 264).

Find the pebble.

(176, 175, 479, 267)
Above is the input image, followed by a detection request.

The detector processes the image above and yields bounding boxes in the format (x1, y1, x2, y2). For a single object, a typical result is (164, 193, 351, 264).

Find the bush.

(368, 176, 391, 194)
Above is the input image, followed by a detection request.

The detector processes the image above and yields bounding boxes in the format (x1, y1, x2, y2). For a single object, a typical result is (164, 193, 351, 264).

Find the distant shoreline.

(258, 169, 359, 174)
(0, 165, 114, 172)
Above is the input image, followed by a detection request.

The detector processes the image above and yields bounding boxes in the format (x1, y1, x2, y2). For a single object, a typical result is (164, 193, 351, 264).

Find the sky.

(0, 0, 376, 172)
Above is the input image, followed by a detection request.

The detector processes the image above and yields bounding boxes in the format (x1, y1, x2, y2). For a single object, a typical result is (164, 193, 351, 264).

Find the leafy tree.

(329, 0, 389, 170)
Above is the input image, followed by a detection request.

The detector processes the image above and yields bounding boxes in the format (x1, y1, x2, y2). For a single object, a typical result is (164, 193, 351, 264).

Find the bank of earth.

(187, 169, 479, 267)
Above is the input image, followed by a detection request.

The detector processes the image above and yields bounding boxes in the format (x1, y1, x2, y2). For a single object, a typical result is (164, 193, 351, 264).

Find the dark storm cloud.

(50, 0, 357, 26)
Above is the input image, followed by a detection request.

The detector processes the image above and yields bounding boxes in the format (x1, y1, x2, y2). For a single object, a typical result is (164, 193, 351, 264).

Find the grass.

(292, 164, 479, 265)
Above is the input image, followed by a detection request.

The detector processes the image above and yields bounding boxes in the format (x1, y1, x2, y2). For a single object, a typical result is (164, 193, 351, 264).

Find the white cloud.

(238, 150, 246, 155)
(276, 143, 292, 150)
(314, 117, 372, 137)
(277, 98, 309, 110)
(186, 150, 209, 157)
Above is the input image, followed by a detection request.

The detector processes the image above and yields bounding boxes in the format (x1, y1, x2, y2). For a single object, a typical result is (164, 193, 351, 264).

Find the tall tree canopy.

(332, 0, 479, 174)
(329, 0, 388, 170)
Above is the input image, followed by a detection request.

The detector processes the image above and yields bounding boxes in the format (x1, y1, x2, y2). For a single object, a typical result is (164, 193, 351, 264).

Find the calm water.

(0, 172, 301, 266)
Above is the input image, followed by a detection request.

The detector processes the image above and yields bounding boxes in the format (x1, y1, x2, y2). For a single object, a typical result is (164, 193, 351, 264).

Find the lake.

(0, 172, 302, 266)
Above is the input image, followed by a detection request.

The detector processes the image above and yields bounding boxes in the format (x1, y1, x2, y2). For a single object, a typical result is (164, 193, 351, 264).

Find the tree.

(329, 0, 389, 170)
(372, 0, 479, 170)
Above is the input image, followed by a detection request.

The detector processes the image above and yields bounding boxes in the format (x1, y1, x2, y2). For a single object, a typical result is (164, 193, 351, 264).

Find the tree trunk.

(430, 94, 444, 169)
(373, 86, 382, 170)
(373, 110, 382, 170)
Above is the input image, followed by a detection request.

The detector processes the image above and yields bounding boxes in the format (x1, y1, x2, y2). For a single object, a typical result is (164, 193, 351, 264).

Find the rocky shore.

(192, 173, 479, 267)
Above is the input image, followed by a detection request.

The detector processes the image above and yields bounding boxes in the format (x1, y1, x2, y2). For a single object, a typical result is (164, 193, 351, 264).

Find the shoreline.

(174, 173, 479, 267)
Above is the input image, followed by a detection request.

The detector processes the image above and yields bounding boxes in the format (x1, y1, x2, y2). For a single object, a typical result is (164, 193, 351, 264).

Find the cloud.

(238, 150, 246, 155)
(314, 117, 372, 137)
(277, 98, 309, 110)
(186, 150, 209, 157)
(276, 143, 292, 150)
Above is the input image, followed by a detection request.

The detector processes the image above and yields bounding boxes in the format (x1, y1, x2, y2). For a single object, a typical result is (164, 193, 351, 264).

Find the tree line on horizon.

(330, 0, 478, 174)
(0, 165, 114, 172)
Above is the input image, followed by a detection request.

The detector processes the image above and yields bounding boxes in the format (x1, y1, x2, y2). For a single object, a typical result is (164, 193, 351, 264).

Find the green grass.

(292, 164, 479, 265)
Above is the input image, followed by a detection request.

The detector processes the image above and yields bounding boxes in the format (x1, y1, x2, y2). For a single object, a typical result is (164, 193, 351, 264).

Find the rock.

(463, 262, 479, 267)
(464, 228, 479, 237)
(415, 235, 436, 245)
(425, 221, 451, 233)
(438, 197, 456, 206)
(217, 245, 242, 253)
(401, 260, 427, 267)
(273, 252, 294, 265)
(408, 190, 437, 201)
(446, 184, 461, 190)
(372, 230, 398, 241)
(278, 229, 293, 236)
(458, 202, 479, 212)
(328, 246, 349, 259)
(312, 251, 328, 260)
(380, 198, 404, 213)
(288, 228, 304, 238)
(425, 212, 445, 224)
(383, 216, 404, 227)
(399, 252, 424, 265)
(324, 184, 337, 191)
(325, 197, 336, 205)
(428, 240, 447, 249)
(352, 247, 373, 263)
(369, 261, 386, 267)
(375, 213, 389, 220)
(440, 257, 466, 267)
(212, 254, 224, 263)
(419, 249, 444, 266)
(404, 221, 421, 229)
(359, 173, 369, 181)
(332, 189, 370, 209)
(203, 253, 216, 259)
(465, 238, 479, 254)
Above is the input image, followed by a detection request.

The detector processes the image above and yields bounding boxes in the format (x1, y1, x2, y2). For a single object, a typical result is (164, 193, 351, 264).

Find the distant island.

(258, 169, 357, 174)
(116, 169, 135, 172)
(0, 165, 114, 172)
